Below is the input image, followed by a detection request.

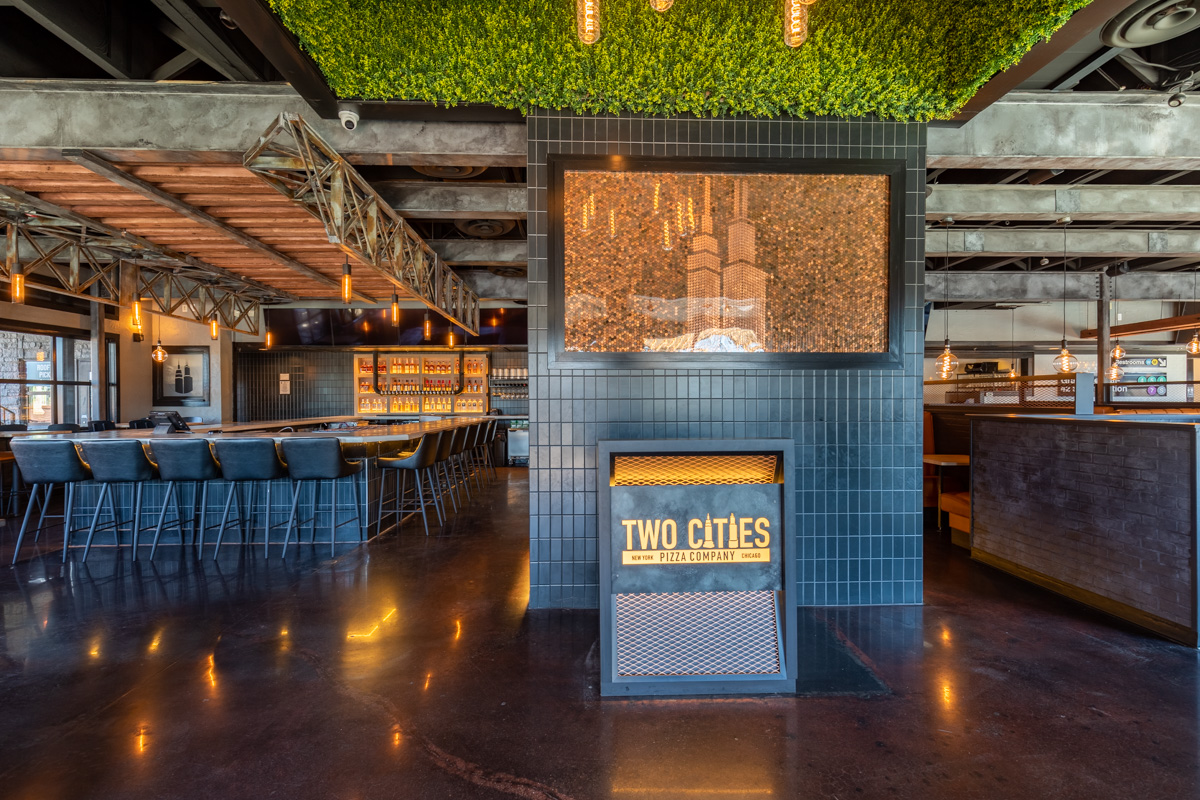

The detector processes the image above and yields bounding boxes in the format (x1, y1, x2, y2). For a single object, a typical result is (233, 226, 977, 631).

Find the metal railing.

(924, 373, 1095, 414)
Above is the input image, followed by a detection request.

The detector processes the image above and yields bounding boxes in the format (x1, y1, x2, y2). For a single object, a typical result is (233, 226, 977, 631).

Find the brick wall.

(972, 417, 1196, 628)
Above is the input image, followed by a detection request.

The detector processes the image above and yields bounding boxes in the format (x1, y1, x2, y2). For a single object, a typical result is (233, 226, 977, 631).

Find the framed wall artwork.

(152, 346, 210, 407)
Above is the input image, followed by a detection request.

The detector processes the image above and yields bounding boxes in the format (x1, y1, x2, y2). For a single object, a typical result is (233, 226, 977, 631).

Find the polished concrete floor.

(1, 468, 1197, 799)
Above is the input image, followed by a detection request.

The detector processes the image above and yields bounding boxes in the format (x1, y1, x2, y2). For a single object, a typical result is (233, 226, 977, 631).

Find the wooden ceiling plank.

(63, 149, 377, 303)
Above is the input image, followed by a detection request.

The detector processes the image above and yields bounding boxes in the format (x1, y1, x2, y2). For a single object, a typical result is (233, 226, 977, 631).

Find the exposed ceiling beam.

(244, 113, 480, 333)
(929, 92, 1200, 171)
(61, 148, 375, 302)
(926, 272, 1200, 303)
(0, 182, 290, 302)
(927, 228, 1200, 258)
(375, 182, 527, 220)
(150, 0, 262, 82)
(947, 0, 1133, 125)
(928, 185, 1200, 222)
(8, 0, 133, 79)
(149, 50, 201, 81)
(0, 81, 527, 166)
(1080, 314, 1200, 340)
(426, 239, 527, 266)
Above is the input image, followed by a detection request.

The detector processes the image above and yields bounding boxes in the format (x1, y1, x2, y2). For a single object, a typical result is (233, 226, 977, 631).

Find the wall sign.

(598, 440, 796, 697)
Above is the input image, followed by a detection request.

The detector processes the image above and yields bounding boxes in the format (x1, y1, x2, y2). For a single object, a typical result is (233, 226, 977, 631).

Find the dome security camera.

(338, 109, 361, 131)
(1168, 92, 1186, 107)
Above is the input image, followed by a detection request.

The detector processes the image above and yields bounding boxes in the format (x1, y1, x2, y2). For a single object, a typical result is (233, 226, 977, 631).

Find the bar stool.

(376, 431, 444, 536)
(47, 423, 83, 433)
(87, 420, 117, 432)
(147, 438, 221, 560)
(454, 424, 483, 499)
(480, 419, 500, 481)
(8, 439, 92, 564)
(458, 423, 484, 493)
(280, 438, 364, 556)
(209, 438, 289, 559)
(77, 440, 160, 561)
(433, 426, 463, 514)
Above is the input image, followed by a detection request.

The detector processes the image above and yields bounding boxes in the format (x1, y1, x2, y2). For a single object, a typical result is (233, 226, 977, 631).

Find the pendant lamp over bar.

(577, 0, 601, 44)
(9, 261, 23, 304)
(1008, 309, 1018, 379)
(1110, 340, 1125, 361)
(649, 0, 673, 10)
(151, 340, 167, 363)
(264, 330, 274, 350)
(423, 311, 432, 341)
(209, 314, 220, 340)
(341, 259, 352, 304)
(1052, 219, 1079, 374)
(1189, 268, 1200, 355)
(130, 295, 144, 340)
(390, 293, 400, 327)
(936, 225, 957, 379)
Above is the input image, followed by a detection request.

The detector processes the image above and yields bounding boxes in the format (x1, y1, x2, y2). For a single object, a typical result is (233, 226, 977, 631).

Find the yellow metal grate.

(612, 454, 777, 486)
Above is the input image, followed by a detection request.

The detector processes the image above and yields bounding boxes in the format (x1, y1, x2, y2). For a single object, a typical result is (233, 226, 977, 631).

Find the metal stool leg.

(10, 483, 41, 565)
(83, 483, 110, 562)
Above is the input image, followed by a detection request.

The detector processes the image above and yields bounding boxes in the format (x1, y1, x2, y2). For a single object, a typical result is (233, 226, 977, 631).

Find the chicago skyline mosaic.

(562, 171, 890, 353)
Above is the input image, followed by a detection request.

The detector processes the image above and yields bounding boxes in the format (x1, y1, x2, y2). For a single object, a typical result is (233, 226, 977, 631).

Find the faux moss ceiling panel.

(269, 0, 1092, 121)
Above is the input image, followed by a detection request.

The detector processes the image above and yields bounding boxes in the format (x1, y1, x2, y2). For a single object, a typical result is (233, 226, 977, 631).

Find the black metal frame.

(597, 438, 797, 697)
(547, 154, 907, 371)
(151, 345, 211, 407)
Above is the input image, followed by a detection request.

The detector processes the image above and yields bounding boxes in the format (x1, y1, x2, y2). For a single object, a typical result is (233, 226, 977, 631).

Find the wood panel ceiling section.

(0, 160, 398, 302)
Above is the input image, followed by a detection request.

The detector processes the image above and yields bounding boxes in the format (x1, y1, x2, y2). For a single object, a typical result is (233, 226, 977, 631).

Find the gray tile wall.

(527, 112, 926, 609)
(235, 349, 353, 422)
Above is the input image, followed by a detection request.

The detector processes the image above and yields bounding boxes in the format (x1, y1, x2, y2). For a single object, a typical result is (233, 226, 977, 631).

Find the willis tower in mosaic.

(685, 178, 766, 348)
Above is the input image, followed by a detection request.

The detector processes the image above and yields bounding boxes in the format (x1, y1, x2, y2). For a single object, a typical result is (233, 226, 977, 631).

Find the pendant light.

(935, 224, 957, 378)
(390, 293, 400, 326)
(1106, 361, 1124, 382)
(9, 261, 24, 304)
(576, 0, 601, 44)
(341, 258, 352, 304)
(264, 329, 274, 350)
(1109, 274, 1124, 362)
(423, 311, 432, 341)
(649, 0, 673, 11)
(1008, 308, 1018, 379)
(209, 314, 220, 340)
(784, 0, 817, 47)
(151, 340, 167, 363)
(1051, 219, 1079, 373)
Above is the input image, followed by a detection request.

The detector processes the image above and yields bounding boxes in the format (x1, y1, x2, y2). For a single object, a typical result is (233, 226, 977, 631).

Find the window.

(0, 328, 118, 428)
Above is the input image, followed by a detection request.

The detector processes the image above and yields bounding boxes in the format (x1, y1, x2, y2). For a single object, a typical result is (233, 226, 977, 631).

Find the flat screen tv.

(263, 307, 527, 347)
(548, 156, 905, 368)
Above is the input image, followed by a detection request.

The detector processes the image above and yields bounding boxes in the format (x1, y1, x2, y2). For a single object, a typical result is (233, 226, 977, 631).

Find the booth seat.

(939, 491, 972, 548)
(922, 411, 937, 508)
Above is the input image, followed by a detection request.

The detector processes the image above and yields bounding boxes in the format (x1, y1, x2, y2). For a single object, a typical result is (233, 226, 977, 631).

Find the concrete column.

(1098, 273, 1111, 404)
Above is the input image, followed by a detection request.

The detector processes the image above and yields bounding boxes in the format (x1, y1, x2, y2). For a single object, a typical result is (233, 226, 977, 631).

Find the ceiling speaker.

(455, 219, 516, 238)
(1102, 0, 1200, 47)
(412, 165, 487, 180)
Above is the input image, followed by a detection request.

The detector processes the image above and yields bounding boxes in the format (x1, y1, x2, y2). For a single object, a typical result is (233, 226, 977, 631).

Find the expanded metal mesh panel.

(612, 455, 777, 486)
(614, 591, 781, 676)
(923, 375, 1078, 408)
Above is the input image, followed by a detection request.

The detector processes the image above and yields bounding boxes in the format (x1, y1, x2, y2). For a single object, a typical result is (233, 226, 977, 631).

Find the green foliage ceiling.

(269, 0, 1092, 121)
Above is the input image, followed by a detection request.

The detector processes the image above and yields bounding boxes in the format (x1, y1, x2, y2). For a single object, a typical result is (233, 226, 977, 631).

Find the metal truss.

(0, 184, 291, 335)
(243, 113, 481, 334)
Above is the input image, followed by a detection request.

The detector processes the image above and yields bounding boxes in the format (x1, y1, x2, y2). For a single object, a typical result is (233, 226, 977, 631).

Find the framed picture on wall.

(152, 346, 210, 407)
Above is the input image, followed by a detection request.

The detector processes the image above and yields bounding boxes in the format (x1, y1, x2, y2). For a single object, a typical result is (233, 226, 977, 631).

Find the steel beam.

(925, 271, 1200, 303)
(0, 81, 527, 166)
(928, 185, 1200, 223)
(376, 182, 527, 220)
(243, 113, 480, 334)
(426, 239, 527, 266)
(927, 228, 1200, 258)
(9, 0, 133, 79)
(62, 148, 375, 301)
(150, 0, 262, 82)
(929, 91, 1200, 171)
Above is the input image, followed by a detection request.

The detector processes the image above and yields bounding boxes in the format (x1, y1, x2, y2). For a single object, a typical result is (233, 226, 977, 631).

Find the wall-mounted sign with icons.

(1112, 355, 1183, 401)
(598, 439, 796, 697)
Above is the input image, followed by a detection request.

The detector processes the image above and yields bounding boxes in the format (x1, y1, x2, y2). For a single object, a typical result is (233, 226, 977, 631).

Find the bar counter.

(17, 418, 488, 555)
